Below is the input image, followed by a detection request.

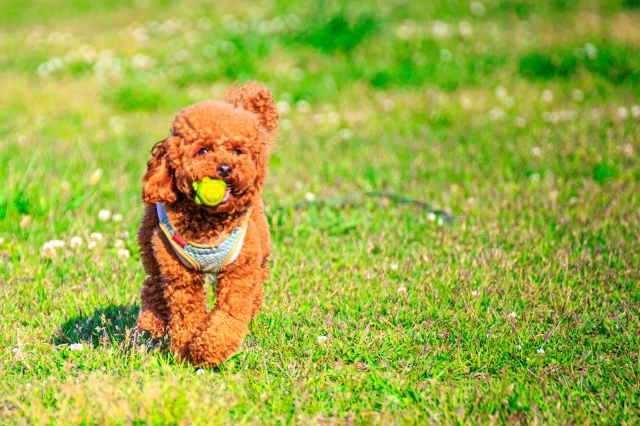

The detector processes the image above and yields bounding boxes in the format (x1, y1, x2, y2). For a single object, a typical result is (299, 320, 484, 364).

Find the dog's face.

(142, 83, 278, 214)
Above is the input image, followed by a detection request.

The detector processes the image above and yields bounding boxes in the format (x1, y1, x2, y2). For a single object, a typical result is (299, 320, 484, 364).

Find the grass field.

(1, 0, 640, 423)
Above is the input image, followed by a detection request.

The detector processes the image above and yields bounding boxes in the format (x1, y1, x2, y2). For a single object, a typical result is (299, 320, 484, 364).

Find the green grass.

(1, 0, 639, 424)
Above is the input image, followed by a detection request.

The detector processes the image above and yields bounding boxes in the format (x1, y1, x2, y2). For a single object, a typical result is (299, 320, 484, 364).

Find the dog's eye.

(233, 149, 242, 156)
(197, 148, 209, 156)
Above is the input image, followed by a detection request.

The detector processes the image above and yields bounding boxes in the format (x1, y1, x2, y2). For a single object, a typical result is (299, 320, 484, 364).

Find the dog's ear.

(226, 82, 279, 132)
(142, 138, 177, 205)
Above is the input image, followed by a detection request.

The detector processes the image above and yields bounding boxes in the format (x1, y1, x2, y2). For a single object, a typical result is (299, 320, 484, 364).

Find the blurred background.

(1, 0, 639, 225)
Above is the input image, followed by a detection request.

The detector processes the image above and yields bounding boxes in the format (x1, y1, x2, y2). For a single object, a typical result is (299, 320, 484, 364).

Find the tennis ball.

(192, 177, 227, 206)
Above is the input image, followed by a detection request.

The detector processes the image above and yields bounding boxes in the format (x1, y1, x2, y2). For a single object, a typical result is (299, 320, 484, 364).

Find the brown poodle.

(136, 82, 278, 367)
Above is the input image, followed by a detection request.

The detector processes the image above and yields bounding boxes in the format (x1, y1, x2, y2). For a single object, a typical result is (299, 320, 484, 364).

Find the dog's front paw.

(137, 308, 168, 339)
(187, 311, 248, 367)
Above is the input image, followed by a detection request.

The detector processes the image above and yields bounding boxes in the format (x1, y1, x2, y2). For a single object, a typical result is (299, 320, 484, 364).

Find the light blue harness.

(156, 204, 251, 274)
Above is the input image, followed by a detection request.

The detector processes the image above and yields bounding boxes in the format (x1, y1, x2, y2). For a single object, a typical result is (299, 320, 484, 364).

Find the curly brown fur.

(136, 82, 278, 367)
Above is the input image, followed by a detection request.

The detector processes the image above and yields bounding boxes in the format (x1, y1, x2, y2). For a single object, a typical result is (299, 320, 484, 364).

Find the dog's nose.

(217, 164, 232, 178)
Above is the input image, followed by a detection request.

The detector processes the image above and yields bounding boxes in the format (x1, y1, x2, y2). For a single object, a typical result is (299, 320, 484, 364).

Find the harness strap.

(156, 204, 252, 273)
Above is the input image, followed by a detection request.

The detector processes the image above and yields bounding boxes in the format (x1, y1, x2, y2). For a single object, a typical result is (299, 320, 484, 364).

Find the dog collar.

(156, 203, 252, 274)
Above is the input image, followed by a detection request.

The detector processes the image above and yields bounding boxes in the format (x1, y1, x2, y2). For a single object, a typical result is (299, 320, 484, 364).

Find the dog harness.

(156, 203, 252, 274)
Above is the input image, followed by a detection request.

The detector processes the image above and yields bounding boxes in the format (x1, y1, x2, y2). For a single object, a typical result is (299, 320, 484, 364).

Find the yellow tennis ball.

(192, 177, 227, 206)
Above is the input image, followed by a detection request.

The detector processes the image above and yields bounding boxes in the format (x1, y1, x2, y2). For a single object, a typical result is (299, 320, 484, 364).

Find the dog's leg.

(250, 283, 265, 319)
(250, 205, 270, 319)
(187, 227, 262, 367)
(151, 229, 207, 360)
(137, 209, 170, 338)
(250, 261, 268, 318)
(138, 277, 170, 338)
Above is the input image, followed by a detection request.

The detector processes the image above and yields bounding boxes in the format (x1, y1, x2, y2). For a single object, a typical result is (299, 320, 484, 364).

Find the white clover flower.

(338, 129, 353, 139)
(470, 2, 485, 16)
(509, 312, 517, 318)
(69, 343, 83, 351)
(80, 45, 97, 63)
(131, 28, 150, 45)
(395, 22, 416, 40)
(531, 147, 541, 157)
(460, 96, 473, 110)
(114, 239, 125, 249)
(112, 213, 123, 222)
(631, 105, 640, 119)
(584, 43, 597, 59)
(0, 237, 4, 245)
(131, 53, 156, 70)
(196, 368, 204, 375)
(397, 286, 407, 293)
(559, 110, 577, 122)
(41, 242, 56, 259)
(296, 100, 310, 113)
(516, 344, 522, 350)
(437, 217, 444, 226)
(280, 119, 292, 130)
(489, 107, 505, 121)
(390, 263, 399, 271)
(305, 192, 315, 202)
(432, 21, 449, 38)
(37, 62, 51, 76)
(317, 335, 328, 344)
(617, 107, 628, 120)
(90, 232, 103, 241)
(65, 50, 80, 63)
(70, 236, 83, 248)
(88, 241, 98, 250)
(541, 90, 554, 103)
(109, 116, 122, 131)
(313, 114, 326, 125)
(458, 21, 473, 38)
(427, 212, 436, 222)
(495, 86, 507, 100)
(327, 112, 340, 124)
(503, 97, 515, 109)
(516, 117, 526, 128)
(118, 249, 130, 260)
(471, 290, 479, 297)
(52, 240, 65, 248)
(537, 348, 545, 354)
(572, 89, 584, 102)
(276, 100, 290, 114)
(98, 209, 112, 221)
